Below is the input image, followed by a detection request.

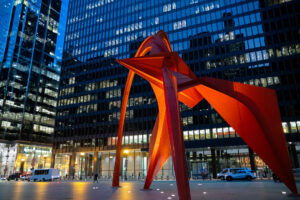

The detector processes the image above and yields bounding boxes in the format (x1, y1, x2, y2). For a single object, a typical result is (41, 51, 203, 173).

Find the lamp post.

(43, 155, 48, 168)
(80, 153, 84, 180)
(123, 150, 129, 181)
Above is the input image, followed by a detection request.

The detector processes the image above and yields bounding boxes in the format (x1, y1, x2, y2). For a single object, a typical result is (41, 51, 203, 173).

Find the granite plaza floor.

(0, 180, 299, 200)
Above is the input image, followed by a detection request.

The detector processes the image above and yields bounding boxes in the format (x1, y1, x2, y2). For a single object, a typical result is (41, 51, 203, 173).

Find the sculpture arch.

(112, 30, 297, 199)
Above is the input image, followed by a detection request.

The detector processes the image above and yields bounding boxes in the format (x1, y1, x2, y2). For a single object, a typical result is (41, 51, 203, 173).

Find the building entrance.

(190, 161, 209, 179)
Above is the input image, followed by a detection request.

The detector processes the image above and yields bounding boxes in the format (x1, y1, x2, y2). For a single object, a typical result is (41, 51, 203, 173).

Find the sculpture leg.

(144, 114, 171, 189)
(112, 70, 135, 187)
(162, 68, 191, 200)
(144, 84, 171, 189)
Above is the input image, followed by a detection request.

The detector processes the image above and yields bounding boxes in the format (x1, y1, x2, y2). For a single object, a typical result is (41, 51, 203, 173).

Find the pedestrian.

(258, 171, 263, 180)
(272, 173, 280, 182)
(94, 173, 98, 183)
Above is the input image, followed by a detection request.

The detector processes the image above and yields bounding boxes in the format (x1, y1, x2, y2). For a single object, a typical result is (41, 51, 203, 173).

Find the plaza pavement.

(0, 180, 299, 200)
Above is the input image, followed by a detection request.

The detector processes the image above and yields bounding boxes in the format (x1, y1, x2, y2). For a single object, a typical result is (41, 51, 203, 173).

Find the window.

(184, 131, 188, 141)
(194, 130, 200, 140)
(188, 131, 194, 141)
(282, 122, 289, 133)
(290, 122, 298, 133)
(200, 130, 205, 140)
(212, 128, 217, 138)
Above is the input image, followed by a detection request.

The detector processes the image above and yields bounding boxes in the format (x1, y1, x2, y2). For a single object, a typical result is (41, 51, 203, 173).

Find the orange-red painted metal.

(143, 83, 171, 189)
(112, 30, 297, 198)
(162, 68, 191, 199)
(112, 70, 134, 187)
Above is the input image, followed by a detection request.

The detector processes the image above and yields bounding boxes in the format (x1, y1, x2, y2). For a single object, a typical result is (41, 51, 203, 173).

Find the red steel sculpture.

(112, 30, 297, 199)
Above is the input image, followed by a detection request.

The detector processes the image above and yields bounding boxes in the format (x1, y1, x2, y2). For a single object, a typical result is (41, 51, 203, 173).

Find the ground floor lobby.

(53, 143, 300, 180)
(0, 142, 52, 177)
(1, 142, 299, 179)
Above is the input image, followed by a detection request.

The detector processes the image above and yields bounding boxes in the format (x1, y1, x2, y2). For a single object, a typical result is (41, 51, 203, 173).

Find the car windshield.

(221, 169, 228, 173)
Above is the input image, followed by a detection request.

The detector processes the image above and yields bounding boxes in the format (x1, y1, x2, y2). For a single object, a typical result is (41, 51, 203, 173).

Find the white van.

(29, 169, 60, 182)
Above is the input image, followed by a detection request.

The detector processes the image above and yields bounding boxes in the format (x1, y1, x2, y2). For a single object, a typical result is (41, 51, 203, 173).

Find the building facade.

(0, 0, 61, 176)
(54, 0, 300, 179)
(0, 0, 15, 62)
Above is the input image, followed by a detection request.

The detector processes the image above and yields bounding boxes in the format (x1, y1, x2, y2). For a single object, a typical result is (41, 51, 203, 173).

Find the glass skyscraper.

(0, 0, 14, 62)
(54, 0, 300, 179)
(0, 0, 61, 176)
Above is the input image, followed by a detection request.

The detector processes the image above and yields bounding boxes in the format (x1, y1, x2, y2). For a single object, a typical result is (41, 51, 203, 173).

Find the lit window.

(138, 135, 143, 144)
(134, 135, 138, 144)
(290, 122, 298, 133)
(172, 2, 176, 9)
(194, 130, 200, 140)
(155, 17, 159, 25)
(143, 134, 147, 143)
(217, 128, 223, 138)
(189, 131, 194, 141)
(282, 122, 289, 133)
(274, 76, 280, 84)
(206, 129, 211, 139)
(212, 128, 217, 138)
(183, 131, 188, 141)
(200, 130, 205, 139)
(229, 127, 235, 137)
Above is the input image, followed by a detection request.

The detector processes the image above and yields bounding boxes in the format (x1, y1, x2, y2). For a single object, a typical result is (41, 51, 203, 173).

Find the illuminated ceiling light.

(123, 150, 129, 154)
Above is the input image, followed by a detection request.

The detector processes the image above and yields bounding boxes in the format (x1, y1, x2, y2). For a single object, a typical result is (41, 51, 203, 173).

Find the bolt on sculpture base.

(112, 30, 297, 199)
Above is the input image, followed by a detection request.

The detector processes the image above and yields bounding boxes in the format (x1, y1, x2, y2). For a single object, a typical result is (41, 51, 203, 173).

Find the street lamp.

(80, 153, 85, 180)
(123, 150, 129, 181)
(43, 155, 48, 168)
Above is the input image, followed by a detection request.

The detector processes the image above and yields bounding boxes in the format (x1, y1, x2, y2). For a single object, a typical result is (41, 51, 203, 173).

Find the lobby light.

(123, 150, 129, 154)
